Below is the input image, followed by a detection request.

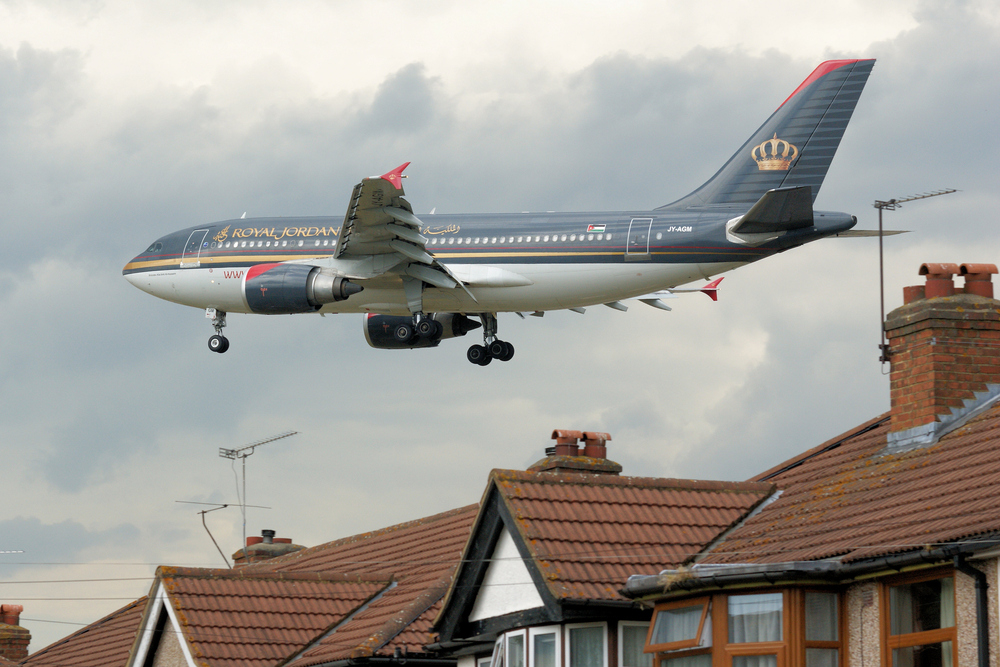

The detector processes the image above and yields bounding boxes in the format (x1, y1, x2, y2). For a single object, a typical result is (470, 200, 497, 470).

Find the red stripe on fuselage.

(246, 263, 283, 281)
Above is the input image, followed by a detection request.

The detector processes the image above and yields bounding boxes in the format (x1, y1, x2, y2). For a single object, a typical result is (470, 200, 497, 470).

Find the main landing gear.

(392, 313, 444, 344)
(467, 313, 514, 366)
(206, 308, 230, 353)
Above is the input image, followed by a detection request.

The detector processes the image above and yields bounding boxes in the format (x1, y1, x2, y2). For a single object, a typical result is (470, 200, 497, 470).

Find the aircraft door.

(625, 218, 653, 260)
(181, 229, 210, 267)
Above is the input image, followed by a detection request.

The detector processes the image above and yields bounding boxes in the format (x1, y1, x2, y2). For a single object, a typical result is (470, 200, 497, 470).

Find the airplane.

(124, 58, 875, 365)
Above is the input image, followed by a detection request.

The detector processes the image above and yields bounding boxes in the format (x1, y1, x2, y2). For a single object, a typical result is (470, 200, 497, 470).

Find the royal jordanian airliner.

(124, 59, 875, 365)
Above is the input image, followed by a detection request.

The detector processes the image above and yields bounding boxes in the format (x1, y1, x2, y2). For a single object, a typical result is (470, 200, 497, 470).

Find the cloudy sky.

(1, 0, 998, 650)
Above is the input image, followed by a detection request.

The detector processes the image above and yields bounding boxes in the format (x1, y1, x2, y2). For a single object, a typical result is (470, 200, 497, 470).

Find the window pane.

(892, 640, 953, 667)
(651, 605, 703, 644)
(805, 592, 838, 641)
(728, 593, 783, 643)
(890, 579, 955, 635)
(508, 635, 525, 667)
(569, 626, 604, 667)
(621, 625, 651, 667)
(733, 656, 777, 667)
(534, 633, 556, 667)
(807, 648, 838, 667)
(660, 655, 711, 667)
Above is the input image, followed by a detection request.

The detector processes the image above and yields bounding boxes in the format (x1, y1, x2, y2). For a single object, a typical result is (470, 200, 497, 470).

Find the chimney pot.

(261, 529, 276, 544)
(550, 429, 582, 456)
(960, 263, 998, 299)
(0, 605, 22, 626)
(581, 431, 612, 458)
(919, 262, 959, 299)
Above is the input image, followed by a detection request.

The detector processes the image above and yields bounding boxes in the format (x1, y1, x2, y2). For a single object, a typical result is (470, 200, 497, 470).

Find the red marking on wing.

(777, 59, 871, 110)
(379, 162, 411, 190)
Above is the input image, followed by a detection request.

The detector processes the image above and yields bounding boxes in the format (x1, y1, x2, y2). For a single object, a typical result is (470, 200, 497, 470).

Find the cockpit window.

(146, 242, 163, 253)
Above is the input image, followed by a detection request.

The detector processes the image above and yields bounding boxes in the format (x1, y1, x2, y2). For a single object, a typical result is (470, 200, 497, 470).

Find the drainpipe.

(954, 556, 989, 667)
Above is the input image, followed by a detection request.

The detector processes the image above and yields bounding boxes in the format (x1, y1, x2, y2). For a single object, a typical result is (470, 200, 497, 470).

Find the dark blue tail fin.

(660, 59, 875, 210)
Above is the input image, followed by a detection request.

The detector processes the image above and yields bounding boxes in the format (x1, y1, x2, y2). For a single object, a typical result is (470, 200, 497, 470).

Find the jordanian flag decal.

(587, 224, 606, 233)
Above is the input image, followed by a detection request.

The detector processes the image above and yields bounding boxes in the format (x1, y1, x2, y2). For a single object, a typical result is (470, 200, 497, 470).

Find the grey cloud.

(0, 516, 139, 572)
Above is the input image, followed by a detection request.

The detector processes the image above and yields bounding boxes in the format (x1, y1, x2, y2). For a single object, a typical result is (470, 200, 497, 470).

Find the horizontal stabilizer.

(833, 229, 908, 237)
(730, 186, 813, 235)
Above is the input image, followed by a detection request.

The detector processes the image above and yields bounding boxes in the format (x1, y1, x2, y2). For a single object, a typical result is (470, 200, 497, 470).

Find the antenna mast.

(873, 189, 957, 367)
(219, 430, 298, 564)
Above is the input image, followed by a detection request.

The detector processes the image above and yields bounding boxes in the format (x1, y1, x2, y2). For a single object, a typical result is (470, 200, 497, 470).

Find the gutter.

(622, 533, 1000, 598)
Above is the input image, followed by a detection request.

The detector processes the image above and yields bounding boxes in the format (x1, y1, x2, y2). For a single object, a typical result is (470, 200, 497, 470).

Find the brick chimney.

(232, 530, 305, 567)
(528, 430, 622, 474)
(0, 604, 30, 662)
(884, 262, 1000, 449)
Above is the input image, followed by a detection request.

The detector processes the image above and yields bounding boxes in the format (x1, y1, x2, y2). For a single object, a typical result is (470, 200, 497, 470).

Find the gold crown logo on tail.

(752, 133, 799, 171)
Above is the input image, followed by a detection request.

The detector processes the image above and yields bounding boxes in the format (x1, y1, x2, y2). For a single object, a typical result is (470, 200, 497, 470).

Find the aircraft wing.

(333, 163, 475, 298)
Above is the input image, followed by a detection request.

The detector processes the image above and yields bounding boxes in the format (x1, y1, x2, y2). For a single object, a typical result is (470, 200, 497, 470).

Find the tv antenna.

(219, 431, 298, 564)
(874, 189, 957, 367)
(176, 501, 271, 569)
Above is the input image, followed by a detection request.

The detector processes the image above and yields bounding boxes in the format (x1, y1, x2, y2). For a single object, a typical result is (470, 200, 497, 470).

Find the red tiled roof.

(157, 568, 389, 667)
(705, 402, 1000, 564)
(260, 505, 479, 667)
(21, 597, 146, 667)
(492, 470, 775, 600)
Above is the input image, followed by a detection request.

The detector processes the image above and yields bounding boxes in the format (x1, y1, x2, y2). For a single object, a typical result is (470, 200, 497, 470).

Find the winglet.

(380, 162, 411, 190)
(701, 277, 724, 301)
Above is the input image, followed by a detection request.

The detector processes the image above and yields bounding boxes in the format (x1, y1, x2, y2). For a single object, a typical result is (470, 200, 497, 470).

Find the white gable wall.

(469, 528, 544, 621)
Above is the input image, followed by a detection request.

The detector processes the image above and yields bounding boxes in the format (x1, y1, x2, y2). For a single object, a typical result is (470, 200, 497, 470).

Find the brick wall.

(885, 263, 1000, 435)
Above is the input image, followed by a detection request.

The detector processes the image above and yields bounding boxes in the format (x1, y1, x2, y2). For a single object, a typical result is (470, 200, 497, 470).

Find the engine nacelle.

(364, 313, 481, 349)
(244, 263, 362, 314)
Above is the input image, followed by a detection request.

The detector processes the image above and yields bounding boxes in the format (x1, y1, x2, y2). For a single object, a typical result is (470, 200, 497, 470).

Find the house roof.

(20, 597, 147, 667)
(20, 505, 478, 667)
(148, 568, 391, 667)
(490, 469, 777, 600)
(254, 504, 479, 667)
(701, 400, 1000, 565)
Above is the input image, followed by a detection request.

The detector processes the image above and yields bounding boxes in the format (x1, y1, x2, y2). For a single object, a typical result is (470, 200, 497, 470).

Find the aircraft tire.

(417, 319, 442, 339)
(467, 344, 489, 365)
(488, 340, 507, 358)
(208, 335, 229, 353)
(394, 323, 414, 342)
(499, 342, 515, 362)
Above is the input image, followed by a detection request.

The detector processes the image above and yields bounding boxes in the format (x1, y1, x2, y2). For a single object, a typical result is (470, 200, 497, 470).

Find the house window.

(647, 598, 711, 652)
(507, 630, 526, 667)
(619, 622, 652, 667)
(645, 590, 841, 667)
(567, 623, 607, 667)
(530, 626, 561, 667)
(885, 573, 956, 667)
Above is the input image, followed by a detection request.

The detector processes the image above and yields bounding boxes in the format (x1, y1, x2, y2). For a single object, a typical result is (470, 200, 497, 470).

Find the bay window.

(884, 572, 956, 667)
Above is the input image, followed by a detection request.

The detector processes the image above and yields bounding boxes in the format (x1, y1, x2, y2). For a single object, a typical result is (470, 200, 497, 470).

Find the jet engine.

(244, 263, 362, 314)
(364, 313, 481, 349)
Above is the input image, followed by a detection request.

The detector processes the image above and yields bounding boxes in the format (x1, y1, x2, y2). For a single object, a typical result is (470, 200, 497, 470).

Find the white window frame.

(618, 621, 652, 667)
(478, 656, 493, 667)
(528, 625, 562, 667)
(506, 628, 527, 667)
(565, 622, 609, 667)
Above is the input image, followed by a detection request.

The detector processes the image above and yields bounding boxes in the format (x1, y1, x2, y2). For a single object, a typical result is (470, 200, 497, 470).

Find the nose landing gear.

(467, 313, 515, 366)
(206, 308, 230, 353)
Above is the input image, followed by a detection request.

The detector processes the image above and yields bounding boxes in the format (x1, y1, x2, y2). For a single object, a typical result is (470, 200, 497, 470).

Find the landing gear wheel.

(416, 319, 443, 339)
(208, 335, 230, 353)
(394, 323, 414, 342)
(499, 341, 515, 362)
(467, 344, 492, 366)
(488, 340, 507, 358)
